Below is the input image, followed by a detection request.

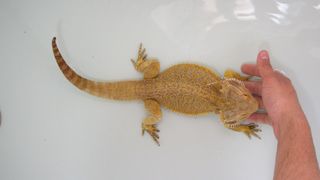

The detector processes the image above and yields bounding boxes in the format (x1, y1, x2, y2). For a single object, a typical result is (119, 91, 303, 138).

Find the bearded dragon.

(51, 37, 260, 145)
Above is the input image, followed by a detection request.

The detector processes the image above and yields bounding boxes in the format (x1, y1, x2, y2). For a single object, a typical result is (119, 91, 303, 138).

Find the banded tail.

(51, 37, 141, 100)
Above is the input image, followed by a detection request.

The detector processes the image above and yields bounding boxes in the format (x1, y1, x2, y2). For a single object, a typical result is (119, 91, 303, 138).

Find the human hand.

(241, 50, 306, 139)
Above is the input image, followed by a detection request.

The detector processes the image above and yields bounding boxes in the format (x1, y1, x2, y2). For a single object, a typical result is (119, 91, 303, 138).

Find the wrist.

(275, 110, 309, 140)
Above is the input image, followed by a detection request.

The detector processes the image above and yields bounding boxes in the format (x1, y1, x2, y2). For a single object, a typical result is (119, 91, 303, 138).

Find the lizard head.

(218, 78, 258, 123)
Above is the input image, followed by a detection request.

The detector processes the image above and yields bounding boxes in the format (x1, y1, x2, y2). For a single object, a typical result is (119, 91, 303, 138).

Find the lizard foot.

(130, 44, 160, 78)
(224, 69, 251, 81)
(142, 123, 160, 146)
(131, 43, 147, 71)
(241, 123, 261, 139)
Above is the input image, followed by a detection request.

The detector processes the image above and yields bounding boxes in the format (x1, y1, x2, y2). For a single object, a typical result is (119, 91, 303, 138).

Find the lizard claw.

(243, 123, 261, 139)
(131, 43, 148, 71)
(138, 43, 147, 61)
(142, 123, 160, 146)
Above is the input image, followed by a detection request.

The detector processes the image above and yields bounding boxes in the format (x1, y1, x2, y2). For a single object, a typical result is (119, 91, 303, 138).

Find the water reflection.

(268, 13, 285, 25)
(150, 0, 318, 46)
(275, 1, 289, 14)
(268, 1, 290, 25)
(233, 0, 256, 21)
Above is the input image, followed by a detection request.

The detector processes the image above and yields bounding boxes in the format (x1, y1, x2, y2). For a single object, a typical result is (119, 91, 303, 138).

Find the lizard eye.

(243, 94, 250, 99)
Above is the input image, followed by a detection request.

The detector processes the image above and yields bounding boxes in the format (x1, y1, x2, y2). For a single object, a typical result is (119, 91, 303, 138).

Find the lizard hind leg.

(142, 99, 162, 146)
(131, 43, 160, 79)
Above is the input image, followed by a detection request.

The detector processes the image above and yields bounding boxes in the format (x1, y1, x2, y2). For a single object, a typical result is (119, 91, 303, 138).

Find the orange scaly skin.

(52, 37, 260, 145)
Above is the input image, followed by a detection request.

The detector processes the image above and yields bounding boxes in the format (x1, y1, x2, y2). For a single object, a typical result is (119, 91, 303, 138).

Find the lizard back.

(147, 64, 224, 115)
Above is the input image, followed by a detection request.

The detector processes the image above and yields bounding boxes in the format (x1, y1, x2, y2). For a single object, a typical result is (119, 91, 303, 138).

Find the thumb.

(257, 50, 273, 78)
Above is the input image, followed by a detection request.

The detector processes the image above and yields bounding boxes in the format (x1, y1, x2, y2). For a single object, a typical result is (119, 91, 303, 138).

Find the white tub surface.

(1, 0, 320, 179)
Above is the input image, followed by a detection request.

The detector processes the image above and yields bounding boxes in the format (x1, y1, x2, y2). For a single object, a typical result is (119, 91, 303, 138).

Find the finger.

(241, 64, 260, 77)
(247, 113, 270, 125)
(257, 50, 274, 78)
(254, 95, 265, 109)
(244, 81, 262, 95)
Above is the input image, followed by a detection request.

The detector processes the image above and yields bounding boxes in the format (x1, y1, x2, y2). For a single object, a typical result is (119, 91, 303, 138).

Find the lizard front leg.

(224, 69, 251, 81)
(142, 99, 162, 146)
(223, 121, 261, 139)
(131, 44, 160, 79)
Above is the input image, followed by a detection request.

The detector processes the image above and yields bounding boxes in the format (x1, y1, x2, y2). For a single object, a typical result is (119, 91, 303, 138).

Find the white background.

(1, 0, 320, 179)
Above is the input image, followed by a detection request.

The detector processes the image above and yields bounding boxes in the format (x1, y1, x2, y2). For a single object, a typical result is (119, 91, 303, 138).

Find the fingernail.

(259, 50, 269, 60)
